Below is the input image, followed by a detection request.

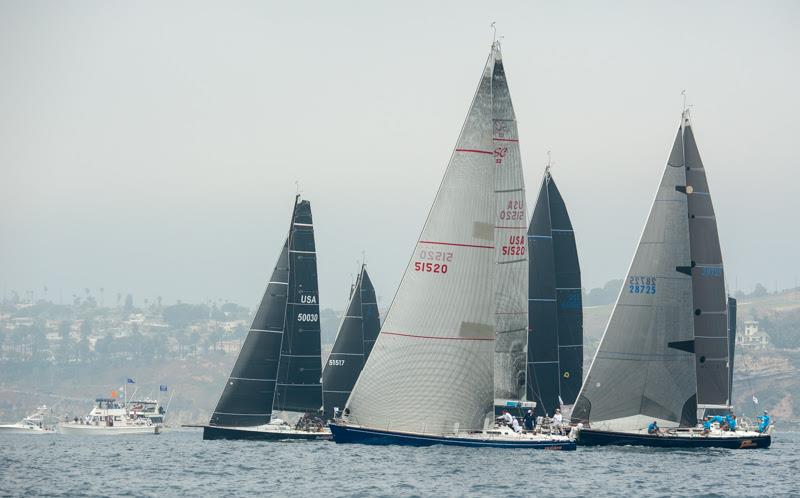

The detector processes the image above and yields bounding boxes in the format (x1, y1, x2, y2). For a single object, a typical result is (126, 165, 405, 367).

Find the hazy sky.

(1, 1, 798, 310)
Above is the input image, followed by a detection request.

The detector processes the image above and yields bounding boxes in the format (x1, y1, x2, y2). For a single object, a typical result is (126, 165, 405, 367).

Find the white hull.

(58, 423, 160, 435)
(0, 424, 55, 435)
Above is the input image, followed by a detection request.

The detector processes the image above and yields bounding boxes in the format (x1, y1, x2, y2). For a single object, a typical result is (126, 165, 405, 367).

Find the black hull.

(329, 424, 576, 450)
(578, 429, 771, 449)
(202, 425, 331, 441)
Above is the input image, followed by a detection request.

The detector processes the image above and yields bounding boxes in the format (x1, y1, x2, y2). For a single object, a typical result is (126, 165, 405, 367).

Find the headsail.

(209, 240, 288, 427)
(572, 115, 697, 431)
(492, 48, 528, 409)
(684, 115, 730, 409)
(322, 265, 381, 419)
(527, 169, 583, 417)
(345, 46, 499, 434)
(273, 199, 323, 413)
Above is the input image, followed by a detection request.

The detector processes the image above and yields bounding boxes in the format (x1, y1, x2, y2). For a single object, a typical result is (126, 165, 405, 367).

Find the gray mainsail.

(572, 113, 697, 431)
(492, 48, 528, 408)
(345, 45, 500, 434)
(274, 199, 323, 413)
(684, 118, 730, 409)
(209, 240, 288, 427)
(322, 265, 381, 419)
(526, 168, 583, 417)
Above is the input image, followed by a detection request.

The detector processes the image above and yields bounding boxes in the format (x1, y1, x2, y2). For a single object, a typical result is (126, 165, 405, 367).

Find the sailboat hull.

(330, 424, 576, 449)
(202, 425, 331, 441)
(577, 428, 771, 449)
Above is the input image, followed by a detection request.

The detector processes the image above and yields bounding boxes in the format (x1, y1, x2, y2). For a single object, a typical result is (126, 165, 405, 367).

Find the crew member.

(500, 410, 513, 427)
(647, 420, 660, 435)
(757, 410, 771, 433)
(523, 410, 535, 431)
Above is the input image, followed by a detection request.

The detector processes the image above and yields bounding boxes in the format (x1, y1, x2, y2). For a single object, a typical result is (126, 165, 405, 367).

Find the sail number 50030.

(297, 313, 319, 322)
(414, 262, 448, 274)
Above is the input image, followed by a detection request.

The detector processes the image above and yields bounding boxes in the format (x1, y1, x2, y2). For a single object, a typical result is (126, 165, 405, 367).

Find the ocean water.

(1, 429, 797, 497)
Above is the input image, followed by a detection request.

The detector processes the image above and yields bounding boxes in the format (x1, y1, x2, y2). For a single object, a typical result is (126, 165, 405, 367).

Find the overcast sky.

(1, 0, 798, 310)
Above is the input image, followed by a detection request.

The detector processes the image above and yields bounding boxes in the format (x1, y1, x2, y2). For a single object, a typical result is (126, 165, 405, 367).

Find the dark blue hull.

(329, 424, 576, 450)
(202, 425, 331, 441)
(577, 429, 771, 449)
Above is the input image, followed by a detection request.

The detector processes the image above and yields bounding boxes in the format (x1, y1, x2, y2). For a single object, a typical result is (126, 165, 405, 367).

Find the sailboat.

(526, 165, 583, 420)
(571, 110, 770, 449)
(329, 42, 574, 449)
(322, 264, 381, 420)
(202, 196, 329, 440)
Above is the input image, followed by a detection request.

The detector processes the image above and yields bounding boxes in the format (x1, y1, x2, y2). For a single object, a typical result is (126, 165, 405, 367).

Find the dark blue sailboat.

(203, 196, 329, 441)
(572, 110, 770, 449)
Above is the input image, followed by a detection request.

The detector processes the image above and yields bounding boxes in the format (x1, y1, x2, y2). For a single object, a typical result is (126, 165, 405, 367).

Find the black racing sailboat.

(203, 196, 328, 441)
(572, 110, 770, 449)
(322, 264, 381, 420)
(527, 166, 583, 419)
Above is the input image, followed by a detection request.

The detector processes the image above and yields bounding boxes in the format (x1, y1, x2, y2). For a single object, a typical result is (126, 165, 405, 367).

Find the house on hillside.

(737, 320, 769, 350)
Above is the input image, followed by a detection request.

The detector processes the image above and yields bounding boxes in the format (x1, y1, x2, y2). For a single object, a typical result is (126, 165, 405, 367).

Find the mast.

(344, 46, 498, 435)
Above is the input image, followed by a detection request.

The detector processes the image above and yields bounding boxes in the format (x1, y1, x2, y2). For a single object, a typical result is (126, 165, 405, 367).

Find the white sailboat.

(330, 41, 574, 449)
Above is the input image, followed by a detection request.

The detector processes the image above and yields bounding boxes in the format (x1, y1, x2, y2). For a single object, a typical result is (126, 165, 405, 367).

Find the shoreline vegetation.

(2, 283, 799, 425)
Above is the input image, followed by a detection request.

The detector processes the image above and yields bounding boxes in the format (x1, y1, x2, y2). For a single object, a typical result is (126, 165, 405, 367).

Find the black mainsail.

(573, 110, 730, 430)
(322, 265, 381, 419)
(527, 168, 583, 417)
(208, 196, 322, 430)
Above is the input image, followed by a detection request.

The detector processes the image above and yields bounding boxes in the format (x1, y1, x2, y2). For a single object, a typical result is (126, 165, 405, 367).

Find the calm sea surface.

(1, 428, 797, 497)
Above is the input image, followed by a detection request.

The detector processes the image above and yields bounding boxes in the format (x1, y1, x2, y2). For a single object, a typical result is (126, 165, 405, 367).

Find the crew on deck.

(523, 410, 535, 431)
(647, 420, 660, 435)
(551, 408, 563, 433)
(757, 410, 771, 433)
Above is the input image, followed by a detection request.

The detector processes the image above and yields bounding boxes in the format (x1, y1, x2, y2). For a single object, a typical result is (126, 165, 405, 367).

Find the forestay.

(345, 46, 500, 434)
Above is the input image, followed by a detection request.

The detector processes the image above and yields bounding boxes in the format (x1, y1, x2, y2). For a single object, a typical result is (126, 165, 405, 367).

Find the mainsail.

(322, 265, 381, 419)
(572, 112, 699, 431)
(727, 297, 737, 405)
(209, 197, 323, 427)
(345, 46, 500, 434)
(527, 168, 583, 417)
(492, 49, 528, 407)
(274, 199, 323, 412)
(684, 118, 730, 409)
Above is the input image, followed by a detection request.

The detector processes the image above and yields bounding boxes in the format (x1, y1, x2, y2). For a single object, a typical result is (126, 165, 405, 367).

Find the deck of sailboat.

(329, 423, 576, 449)
(577, 428, 770, 449)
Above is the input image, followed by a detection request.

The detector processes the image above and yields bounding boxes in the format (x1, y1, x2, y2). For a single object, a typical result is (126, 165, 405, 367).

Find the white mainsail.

(491, 50, 528, 405)
(345, 46, 502, 434)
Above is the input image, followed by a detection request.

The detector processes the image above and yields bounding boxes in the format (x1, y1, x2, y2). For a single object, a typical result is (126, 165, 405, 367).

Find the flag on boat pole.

(127, 378, 136, 384)
(753, 395, 759, 405)
(160, 385, 168, 392)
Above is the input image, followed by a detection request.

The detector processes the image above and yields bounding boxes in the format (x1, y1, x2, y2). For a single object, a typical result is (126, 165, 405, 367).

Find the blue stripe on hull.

(329, 424, 576, 450)
(202, 425, 331, 441)
(577, 429, 771, 449)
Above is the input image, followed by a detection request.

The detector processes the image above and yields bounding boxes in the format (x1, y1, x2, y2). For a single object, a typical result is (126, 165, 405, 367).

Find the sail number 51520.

(414, 262, 448, 274)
